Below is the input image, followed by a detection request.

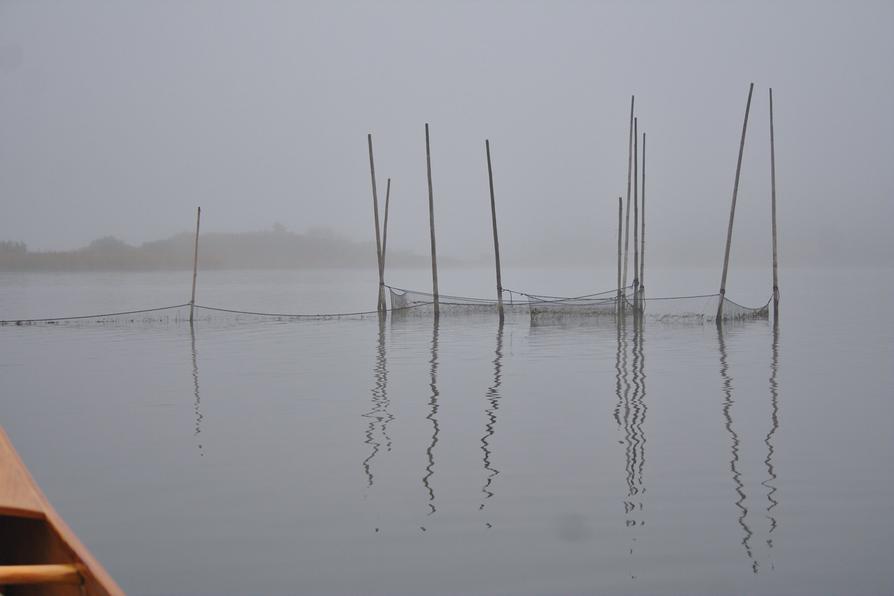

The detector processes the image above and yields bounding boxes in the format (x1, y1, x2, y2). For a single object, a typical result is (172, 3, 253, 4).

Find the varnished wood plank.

(0, 430, 44, 518)
(0, 564, 81, 586)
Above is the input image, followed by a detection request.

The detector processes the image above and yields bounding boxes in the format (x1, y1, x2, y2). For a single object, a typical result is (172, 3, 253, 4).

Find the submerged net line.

(0, 300, 435, 327)
(1, 287, 770, 327)
(193, 301, 433, 319)
(0, 303, 192, 326)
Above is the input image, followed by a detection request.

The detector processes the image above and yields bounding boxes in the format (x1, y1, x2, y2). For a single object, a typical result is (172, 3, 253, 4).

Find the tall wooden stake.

(622, 95, 634, 290)
(382, 177, 391, 279)
(769, 88, 779, 319)
(189, 206, 201, 324)
(425, 123, 439, 317)
(617, 196, 623, 314)
(640, 131, 646, 301)
(633, 117, 640, 309)
(717, 82, 755, 322)
(368, 134, 386, 313)
(485, 140, 504, 320)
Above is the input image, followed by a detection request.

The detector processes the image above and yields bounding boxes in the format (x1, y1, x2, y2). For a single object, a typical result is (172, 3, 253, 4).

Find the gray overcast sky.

(1, 0, 892, 267)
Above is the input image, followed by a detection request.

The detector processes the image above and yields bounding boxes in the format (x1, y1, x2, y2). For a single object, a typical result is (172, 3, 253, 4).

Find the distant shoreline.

(0, 228, 458, 272)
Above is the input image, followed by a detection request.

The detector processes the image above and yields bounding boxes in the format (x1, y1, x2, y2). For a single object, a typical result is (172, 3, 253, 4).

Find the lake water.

(1, 267, 892, 595)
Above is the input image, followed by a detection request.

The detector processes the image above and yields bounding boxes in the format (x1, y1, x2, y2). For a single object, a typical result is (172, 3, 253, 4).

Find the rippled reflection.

(717, 328, 756, 573)
(190, 324, 204, 456)
(362, 318, 393, 488)
(615, 314, 648, 570)
(763, 321, 781, 558)
(634, 315, 647, 502)
(423, 319, 440, 517)
(480, 320, 505, 524)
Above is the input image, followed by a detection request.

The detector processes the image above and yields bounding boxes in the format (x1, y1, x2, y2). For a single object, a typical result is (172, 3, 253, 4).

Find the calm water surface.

(1, 267, 892, 595)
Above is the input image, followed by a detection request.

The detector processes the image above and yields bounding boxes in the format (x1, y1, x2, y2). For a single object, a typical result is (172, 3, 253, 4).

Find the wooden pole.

(633, 117, 639, 309)
(425, 123, 440, 317)
(189, 206, 201, 324)
(617, 196, 623, 314)
(622, 95, 634, 290)
(485, 140, 505, 320)
(717, 82, 755, 321)
(640, 131, 646, 301)
(367, 134, 386, 313)
(769, 88, 779, 319)
(382, 177, 391, 281)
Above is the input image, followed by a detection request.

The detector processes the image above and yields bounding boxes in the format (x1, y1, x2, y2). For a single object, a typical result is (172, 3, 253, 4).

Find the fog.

(1, 0, 892, 270)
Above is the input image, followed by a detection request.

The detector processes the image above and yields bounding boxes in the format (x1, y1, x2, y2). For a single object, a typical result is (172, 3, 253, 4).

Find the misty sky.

(1, 0, 892, 268)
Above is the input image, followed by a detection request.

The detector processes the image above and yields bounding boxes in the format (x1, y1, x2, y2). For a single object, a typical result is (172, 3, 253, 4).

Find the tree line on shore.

(0, 226, 433, 271)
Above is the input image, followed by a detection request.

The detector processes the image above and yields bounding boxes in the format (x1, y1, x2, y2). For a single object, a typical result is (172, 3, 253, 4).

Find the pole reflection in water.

(479, 320, 505, 526)
(634, 314, 647, 504)
(362, 317, 393, 489)
(422, 319, 440, 520)
(763, 321, 781, 559)
(613, 315, 628, 429)
(615, 314, 647, 572)
(717, 327, 756, 573)
(190, 324, 204, 456)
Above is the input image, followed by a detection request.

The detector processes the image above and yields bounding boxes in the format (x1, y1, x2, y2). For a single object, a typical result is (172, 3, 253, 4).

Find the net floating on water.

(526, 287, 634, 320)
(0, 290, 769, 327)
(0, 304, 194, 327)
(638, 294, 770, 322)
(387, 286, 529, 315)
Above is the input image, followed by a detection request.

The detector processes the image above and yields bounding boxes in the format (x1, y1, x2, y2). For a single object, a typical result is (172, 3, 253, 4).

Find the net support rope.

(0, 300, 435, 325)
(0, 303, 192, 325)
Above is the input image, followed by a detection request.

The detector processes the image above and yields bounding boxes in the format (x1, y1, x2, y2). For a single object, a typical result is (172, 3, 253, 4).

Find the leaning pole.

(189, 206, 201, 324)
(485, 140, 504, 320)
(367, 133, 386, 313)
(425, 123, 440, 317)
(633, 117, 639, 310)
(640, 131, 646, 305)
(617, 196, 623, 314)
(717, 83, 755, 322)
(769, 88, 780, 319)
(382, 177, 391, 280)
(622, 95, 635, 291)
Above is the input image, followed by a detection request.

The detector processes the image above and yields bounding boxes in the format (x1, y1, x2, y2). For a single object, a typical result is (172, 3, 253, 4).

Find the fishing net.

(524, 286, 635, 320)
(0, 304, 194, 327)
(0, 290, 769, 327)
(192, 304, 393, 323)
(0, 302, 409, 327)
(522, 286, 768, 323)
(387, 286, 529, 315)
(638, 294, 770, 322)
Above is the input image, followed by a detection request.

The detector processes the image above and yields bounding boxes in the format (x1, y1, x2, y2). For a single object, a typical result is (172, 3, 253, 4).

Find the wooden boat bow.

(0, 427, 124, 595)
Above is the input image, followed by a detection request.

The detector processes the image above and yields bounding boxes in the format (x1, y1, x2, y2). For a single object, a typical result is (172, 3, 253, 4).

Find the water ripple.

(480, 321, 505, 517)
(423, 320, 440, 516)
